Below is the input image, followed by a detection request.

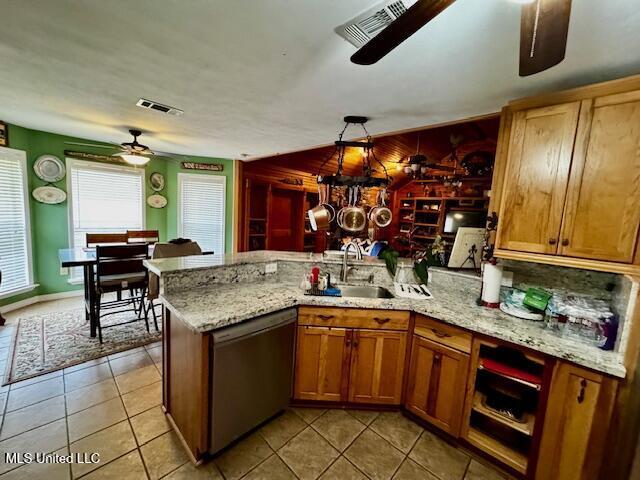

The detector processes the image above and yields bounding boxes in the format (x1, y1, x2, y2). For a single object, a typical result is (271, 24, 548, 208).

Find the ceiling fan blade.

(64, 141, 118, 149)
(351, 0, 456, 65)
(519, 0, 572, 76)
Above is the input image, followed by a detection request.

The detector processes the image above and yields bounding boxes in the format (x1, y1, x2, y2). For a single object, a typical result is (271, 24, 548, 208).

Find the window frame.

(65, 158, 146, 283)
(0, 146, 35, 300)
(177, 172, 226, 254)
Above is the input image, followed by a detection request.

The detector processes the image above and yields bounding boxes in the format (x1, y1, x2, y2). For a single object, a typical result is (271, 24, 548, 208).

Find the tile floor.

(0, 299, 510, 480)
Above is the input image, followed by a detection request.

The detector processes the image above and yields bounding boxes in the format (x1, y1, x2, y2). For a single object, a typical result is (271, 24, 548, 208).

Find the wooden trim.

(165, 412, 205, 466)
(487, 107, 512, 216)
(494, 248, 640, 275)
(232, 160, 243, 254)
(507, 74, 640, 112)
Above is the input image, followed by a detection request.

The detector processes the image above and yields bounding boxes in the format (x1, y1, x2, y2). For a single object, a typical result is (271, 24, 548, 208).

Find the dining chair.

(127, 230, 160, 244)
(94, 244, 151, 343)
(145, 240, 203, 327)
(86, 233, 128, 247)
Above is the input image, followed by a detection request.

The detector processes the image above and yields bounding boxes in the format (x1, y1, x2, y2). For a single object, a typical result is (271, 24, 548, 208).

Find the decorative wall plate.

(32, 186, 67, 204)
(149, 172, 165, 191)
(147, 193, 167, 208)
(34, 155, 66, 182)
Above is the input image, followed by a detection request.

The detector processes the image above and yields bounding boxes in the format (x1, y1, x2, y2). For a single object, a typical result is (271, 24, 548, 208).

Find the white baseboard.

(0, 289, 83, 314)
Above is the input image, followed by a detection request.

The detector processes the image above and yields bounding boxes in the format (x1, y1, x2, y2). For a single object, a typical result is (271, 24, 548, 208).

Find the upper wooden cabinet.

(497, 102, 581, 254)
(535, 362, 617, 480)
(494, 78, 640, 272)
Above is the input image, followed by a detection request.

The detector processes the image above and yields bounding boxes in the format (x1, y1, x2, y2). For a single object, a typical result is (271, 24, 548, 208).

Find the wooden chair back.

(127, 230, 160, 244)
(95, 244, 149, 288)
(86, 233, 127, 247)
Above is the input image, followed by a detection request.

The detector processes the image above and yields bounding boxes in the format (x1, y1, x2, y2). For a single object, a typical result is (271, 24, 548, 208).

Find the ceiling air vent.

(136, 98, 184, 116)
(335, 0, 418, 48)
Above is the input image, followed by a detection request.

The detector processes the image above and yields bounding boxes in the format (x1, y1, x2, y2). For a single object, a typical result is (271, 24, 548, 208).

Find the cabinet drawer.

(413, 315, 472, 353)
(298, 307, 409, 331)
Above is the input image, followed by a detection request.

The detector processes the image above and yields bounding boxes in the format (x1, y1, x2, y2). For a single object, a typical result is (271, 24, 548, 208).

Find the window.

(178, 173, 225, 254)
(67, 159, 145, 281)
(0, 147, 33, 298)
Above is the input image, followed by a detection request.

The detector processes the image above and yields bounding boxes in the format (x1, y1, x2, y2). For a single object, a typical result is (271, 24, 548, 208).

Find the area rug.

(4, 307, 162, 384)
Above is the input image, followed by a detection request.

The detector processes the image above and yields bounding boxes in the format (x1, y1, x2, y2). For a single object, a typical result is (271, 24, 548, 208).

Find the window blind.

(68, 160, 144, 280)
(0, 148, 32, 295)
(178, 174, 225, 254)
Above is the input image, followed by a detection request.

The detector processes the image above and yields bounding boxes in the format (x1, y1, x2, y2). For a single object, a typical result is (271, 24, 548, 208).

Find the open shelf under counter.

(466, 426, 528, 474)
(472, 391, 535, 437)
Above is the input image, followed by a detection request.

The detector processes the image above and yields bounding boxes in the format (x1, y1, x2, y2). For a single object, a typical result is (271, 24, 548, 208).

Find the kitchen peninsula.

(146, 250, 634, 478)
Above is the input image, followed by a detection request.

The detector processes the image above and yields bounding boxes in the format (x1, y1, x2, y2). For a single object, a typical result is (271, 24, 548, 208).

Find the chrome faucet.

(341, 240, 363, 283)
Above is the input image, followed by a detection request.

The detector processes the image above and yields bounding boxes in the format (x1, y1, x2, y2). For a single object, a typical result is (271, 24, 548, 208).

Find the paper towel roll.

(482, 263, 503, 305)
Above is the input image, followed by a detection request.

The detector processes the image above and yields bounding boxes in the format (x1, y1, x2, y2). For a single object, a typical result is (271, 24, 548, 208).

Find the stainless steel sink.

(338, 285, 394, 299)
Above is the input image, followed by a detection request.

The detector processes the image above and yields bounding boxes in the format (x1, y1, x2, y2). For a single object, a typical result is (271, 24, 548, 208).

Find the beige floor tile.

(5, 377, 64, 412)
(259, 409, 306, 450)
(370, 412, 424, 454)
(67, 397, 126, 442)
(0, 392, 6, 412)
(9, 369, 63, 389)
(81, 450, 147, 480)
(0, 395, 65, 440)
(291, 407, 326, 424)
(146, 345, 162, 363)
(409, 431, 470, 480)
(64, 363, 113, 393)
(0, 447, 70, 480)
(164, 460, 223, 479)
(464, 459, 508, 480)
(70, 420, 137, 477)
(345, 429, 405, 480)
(277, 427, 339, 480)
(130, 405, 171, 445)
(348, 409, 380, 425)
(63, 356, 109, 375)
(214, 432, 273, 480)
(109, 350, 153, 376)
(115, 365, 161, 394)
(319, 456, 368, 480)
(244, 454, 296, 480)
(140, 431, 189, 480)
(65, 378, 119, 414)
(121, 381, 162, 417)
(108, 346, 146, 361)
(0, 419, 67, 474)
(393, 459, 438, 480)
(312, 409, 366, 452)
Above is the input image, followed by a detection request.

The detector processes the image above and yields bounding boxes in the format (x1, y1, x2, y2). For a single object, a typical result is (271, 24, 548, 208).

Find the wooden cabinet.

(293, 326, 351, 402)
(494, 77, 640, 273)
(496, 102, 581, 254)
(294, 308, 409, 405)
(348, 329, 407, 405)
(535, 362, 617, 480)
(405, 335, 469, 436)
(559, 91, 640, 262)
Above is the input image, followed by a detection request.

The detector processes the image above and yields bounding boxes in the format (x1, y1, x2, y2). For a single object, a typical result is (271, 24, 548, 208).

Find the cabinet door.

(535, 363, 617, 480)
(405, 335, 469, 436)
(293, 326, 351, 402)
(559, 91, 640, 262)
(348, 330, 407, 405)
(497, 102, 581, 254)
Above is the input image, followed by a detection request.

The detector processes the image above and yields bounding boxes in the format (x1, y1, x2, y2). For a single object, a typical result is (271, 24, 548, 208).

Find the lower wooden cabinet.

(535, 362, 617, 480)
(348, 329, 407, 405)
(404, 334, 470, 436)
(293, 325, 407, 405)
(293, 326, 351, 402)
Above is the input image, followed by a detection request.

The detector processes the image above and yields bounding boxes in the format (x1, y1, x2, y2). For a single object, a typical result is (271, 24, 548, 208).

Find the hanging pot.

(337, 187, 366, 232)
(307, 184, 334, 231)
(369, 188, 393, 228)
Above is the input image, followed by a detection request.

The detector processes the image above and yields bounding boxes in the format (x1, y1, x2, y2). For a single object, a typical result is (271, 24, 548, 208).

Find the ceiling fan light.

(411, 163, 420, 172)
(119, 153, 151, 166)
(403, 166, 412, 174)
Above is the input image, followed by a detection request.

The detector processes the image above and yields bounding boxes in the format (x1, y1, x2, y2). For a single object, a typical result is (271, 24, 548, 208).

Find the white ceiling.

(1, 0, 639, 160)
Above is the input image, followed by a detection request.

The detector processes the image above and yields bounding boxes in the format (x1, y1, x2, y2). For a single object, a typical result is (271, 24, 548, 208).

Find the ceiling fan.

(395, 134, 455, 176)
(351, 0, 572, 76)
(65, 129, 183, 166)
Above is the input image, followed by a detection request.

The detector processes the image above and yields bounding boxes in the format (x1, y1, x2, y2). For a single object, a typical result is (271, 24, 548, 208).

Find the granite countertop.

(160, 279, 626, 378)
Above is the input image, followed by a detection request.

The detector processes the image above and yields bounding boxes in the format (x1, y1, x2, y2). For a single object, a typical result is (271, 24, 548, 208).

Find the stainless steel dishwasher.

(209, 308, 296, 454)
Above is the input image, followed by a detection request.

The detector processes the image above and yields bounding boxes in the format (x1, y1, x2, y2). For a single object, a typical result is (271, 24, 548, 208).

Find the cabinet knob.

(577, 378, 587, 404)
(548, 238, 557, 245)
(562, 239, 569, 246)
(434, 353, 442, 363)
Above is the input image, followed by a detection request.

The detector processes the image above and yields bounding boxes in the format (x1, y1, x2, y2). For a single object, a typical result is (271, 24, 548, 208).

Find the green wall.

(1, 123, 234, 306)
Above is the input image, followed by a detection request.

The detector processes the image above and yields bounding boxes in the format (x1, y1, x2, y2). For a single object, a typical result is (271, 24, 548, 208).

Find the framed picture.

(0, 121, 7, 147)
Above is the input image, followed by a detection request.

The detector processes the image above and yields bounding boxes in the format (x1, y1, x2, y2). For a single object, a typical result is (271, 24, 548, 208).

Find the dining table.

(58, 245, 212, 338)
